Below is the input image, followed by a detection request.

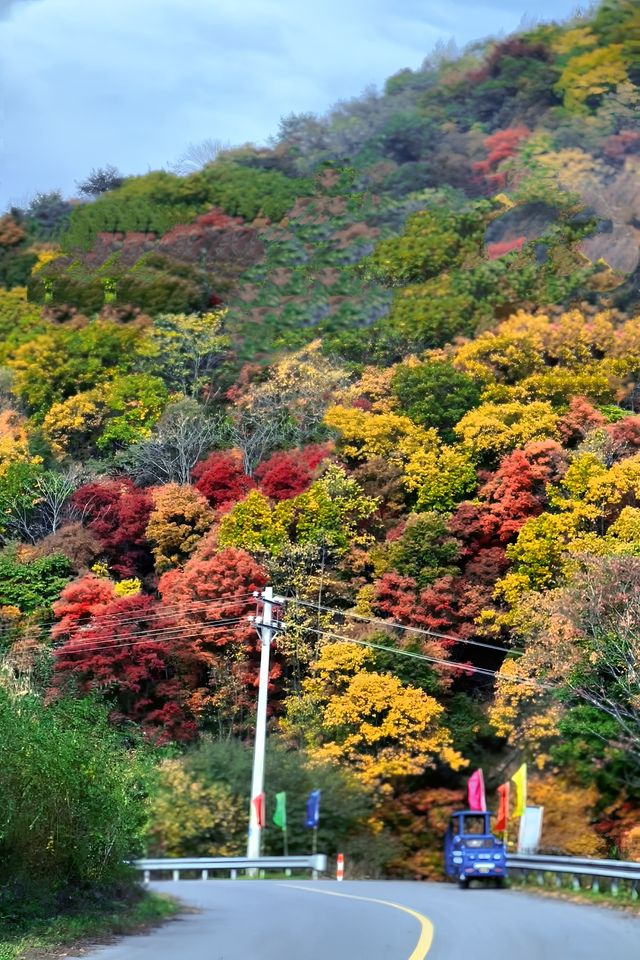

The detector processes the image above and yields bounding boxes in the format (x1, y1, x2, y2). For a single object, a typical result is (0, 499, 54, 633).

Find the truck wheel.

(458, 878, 469, 890)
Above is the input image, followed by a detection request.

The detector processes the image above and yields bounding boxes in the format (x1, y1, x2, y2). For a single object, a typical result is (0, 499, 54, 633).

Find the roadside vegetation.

(1, 0, 639, 933)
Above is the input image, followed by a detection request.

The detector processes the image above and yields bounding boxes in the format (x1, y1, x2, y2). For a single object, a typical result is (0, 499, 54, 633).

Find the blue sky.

(0, 0, 584, 210)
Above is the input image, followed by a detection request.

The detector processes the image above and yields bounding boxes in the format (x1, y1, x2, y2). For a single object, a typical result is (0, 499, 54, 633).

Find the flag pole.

(284, 823, 290, 877)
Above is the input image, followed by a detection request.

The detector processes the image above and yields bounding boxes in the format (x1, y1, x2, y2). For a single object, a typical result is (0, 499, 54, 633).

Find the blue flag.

(305, 789, 321, 828)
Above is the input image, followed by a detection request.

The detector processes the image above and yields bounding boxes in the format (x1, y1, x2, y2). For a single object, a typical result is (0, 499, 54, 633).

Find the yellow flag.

(512, 763, 527, 817)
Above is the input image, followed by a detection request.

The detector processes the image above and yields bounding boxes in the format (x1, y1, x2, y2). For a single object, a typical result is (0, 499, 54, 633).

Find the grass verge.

(0, 889, 182, 960)
(510, 879, 640, 916)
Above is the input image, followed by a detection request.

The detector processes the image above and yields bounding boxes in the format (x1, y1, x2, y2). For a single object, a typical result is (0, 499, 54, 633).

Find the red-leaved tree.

(192, 450, 255, 507)
(473, 125, 531, 189)
(158, 546, 275, 734)
(255, 444, 331, 500)
(72, 479, 153, 577)
(557, 396, 606, 446)
(50, 583, 197, 742)
(449, 441, 567, 557)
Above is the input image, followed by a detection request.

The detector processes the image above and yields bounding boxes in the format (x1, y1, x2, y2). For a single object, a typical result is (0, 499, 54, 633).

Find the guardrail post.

(173, 869, 180, 882)
(231, 868, 237, 880)
(554, 873, 562, 888)
(591, 877, 599, 893)
(631, 882, 638, 901)
(611, 879, 619, 897)
(144, 870, 150, 885)
(202, 869, 208, 881)
(571, 874, 580, 892)
(536, 871, 544, 886)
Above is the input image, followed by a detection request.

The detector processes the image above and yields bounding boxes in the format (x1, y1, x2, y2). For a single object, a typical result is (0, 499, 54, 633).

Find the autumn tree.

(527, 775, 607, 857)
(454, 400, 559, 463)
(284, 642, 465, 792)
(254, 444, 330, 500)
(136, 310, 229, 397)
(25, 522, 103, 575)
(492, 555, 640, 785)
(556, 44, 628, 111)
(145, 483, 214, 571)
(147, 759, 246, 857)
(72, 478, 153, 577)
(51, 588, 197, 742)
(8, 322, 140, 415)
(158, 546, 268, 734)
(448, 441, 567, 557)
(218, 465, 378, 563)
(473, 126, 531, 189)
(192, 450, 255, 507)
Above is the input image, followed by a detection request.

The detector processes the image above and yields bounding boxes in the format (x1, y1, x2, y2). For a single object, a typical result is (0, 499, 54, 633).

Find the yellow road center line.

(281, 883, 434, 959)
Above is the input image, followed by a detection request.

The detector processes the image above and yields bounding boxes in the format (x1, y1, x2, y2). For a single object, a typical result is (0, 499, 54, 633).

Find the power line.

(295, 623, 555, 693)
(52, 619, 249, 658)
(18, 588, 540, 690)
(286, 595, 522, 657)
(51, 610, 255, 649)
(5, 594, 257, 637)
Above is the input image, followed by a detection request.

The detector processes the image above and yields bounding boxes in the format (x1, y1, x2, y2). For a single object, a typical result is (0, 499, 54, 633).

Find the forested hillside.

(1, 0, 640, 917)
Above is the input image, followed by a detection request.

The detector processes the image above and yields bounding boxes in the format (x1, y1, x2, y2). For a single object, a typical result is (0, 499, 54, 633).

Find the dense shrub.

(0, 682, 152, 917)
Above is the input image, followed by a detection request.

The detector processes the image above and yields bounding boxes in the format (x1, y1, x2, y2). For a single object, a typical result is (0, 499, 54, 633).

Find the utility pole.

(247, 586, 284, 860)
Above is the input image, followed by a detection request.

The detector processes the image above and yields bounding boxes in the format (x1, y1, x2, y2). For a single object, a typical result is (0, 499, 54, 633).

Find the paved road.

(74, 879, 640, 959)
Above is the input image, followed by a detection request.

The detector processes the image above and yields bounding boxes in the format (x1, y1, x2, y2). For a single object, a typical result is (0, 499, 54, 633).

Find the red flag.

(467, 769, 486, 811)
(252, 793, 265, 828)
(495, 782, 510, 832)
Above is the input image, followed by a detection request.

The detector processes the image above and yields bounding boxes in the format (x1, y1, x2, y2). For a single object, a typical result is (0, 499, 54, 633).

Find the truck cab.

(444, 810, 507, 888)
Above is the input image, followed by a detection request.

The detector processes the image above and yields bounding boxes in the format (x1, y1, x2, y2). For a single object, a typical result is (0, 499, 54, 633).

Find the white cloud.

(0, 0, 580, 208)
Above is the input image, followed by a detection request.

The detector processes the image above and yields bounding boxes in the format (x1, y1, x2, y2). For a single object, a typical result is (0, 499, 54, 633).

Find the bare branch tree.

(117, 400, 219, 485)
(1, 467, 84, 544)
(168, 138, 233, 176)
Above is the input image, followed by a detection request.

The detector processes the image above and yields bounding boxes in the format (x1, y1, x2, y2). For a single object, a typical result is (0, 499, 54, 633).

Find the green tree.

(184, 736, 377, 861)
(384, 512, 460, 589)
(391, 361, 481, 441)
(136, 310, 229, 396)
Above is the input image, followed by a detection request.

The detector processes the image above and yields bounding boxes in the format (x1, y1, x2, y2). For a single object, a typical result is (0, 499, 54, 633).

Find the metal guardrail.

(133, 854, 328, 883)
(507, 853, 640, 895)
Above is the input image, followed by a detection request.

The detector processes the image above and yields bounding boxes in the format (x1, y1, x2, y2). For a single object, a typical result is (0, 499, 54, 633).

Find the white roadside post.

(247, 587, 283, 866)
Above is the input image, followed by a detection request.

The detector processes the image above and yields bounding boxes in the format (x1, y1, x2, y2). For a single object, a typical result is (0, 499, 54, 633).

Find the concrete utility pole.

(247, 586, 283, 859)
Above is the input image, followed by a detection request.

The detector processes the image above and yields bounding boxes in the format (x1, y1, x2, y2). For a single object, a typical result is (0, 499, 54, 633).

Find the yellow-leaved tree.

(284, 642, 465, 794)
(147, 759, 246, 857)
(556, 44, 628, 112)
(146, 483, 214, 571)
(527, 775, 607, 857)
(454, 400, 559, 462)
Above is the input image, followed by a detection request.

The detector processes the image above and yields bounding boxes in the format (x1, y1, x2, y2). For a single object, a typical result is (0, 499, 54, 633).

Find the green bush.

(199, 162, 314, 222)
(0, 549, 72, 613)
(0, 683, 153, 918)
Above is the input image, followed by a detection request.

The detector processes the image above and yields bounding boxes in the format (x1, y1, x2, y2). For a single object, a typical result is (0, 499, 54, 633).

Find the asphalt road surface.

(74, 879, 640, 960)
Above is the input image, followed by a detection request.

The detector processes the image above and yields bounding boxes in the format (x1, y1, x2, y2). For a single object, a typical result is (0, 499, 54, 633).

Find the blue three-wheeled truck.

(444, 810, 508, 888)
